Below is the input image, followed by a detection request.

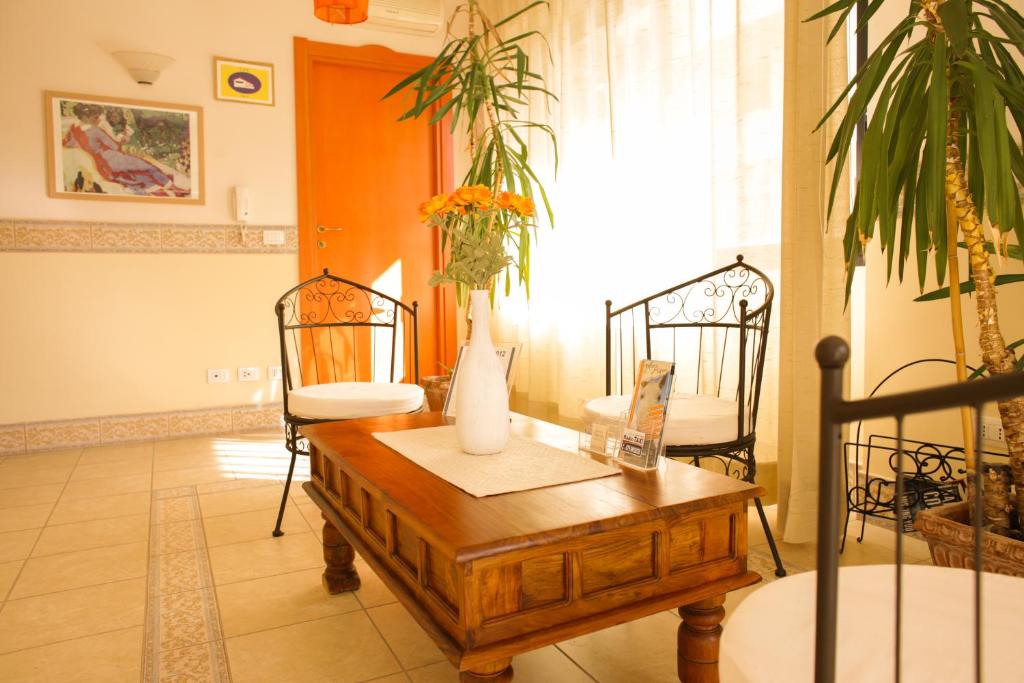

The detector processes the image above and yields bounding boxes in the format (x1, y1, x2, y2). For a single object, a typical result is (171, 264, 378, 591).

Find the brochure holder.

(618, 359, 675, 470)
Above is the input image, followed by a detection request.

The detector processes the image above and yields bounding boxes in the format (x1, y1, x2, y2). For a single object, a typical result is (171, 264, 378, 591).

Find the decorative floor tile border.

(0, 403, 283, 454)
(144, 485, 232, 682)
(0, 218, 297, 254)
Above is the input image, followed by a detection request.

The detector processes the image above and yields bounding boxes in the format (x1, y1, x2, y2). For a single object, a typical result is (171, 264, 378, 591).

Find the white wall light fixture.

(111, 51, 174, 85)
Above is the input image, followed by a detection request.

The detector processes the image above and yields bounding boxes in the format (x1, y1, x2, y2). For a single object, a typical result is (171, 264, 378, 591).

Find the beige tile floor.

(0, 432, 931, 682)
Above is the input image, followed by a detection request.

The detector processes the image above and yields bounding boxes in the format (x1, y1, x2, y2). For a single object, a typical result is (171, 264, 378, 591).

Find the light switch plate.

(267, 365, 283, 381)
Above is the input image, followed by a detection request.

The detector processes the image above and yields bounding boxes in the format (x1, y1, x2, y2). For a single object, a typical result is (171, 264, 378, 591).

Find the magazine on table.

(619, 359, 675, 469)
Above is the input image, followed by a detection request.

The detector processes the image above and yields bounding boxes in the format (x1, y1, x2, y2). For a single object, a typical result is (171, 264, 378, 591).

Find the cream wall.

(0, 0, 448, 425)
(860, 2, 1024, 451)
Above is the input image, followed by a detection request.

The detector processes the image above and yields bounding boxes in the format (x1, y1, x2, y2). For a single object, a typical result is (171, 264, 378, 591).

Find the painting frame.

(213, 56, 275, 106)
(44, 91, 204, 205)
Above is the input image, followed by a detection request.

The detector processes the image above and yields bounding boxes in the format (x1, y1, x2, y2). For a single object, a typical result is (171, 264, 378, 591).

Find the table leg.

(677, 594, 726, 683)
(321, 516, 360, 594)
(459, 658, 513, 682)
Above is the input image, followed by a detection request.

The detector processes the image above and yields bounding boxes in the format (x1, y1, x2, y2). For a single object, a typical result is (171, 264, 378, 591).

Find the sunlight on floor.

(207, 435, 306, 481)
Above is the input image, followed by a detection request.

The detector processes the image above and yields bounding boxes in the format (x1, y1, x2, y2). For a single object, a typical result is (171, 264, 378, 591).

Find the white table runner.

(372, 425, 621, 497)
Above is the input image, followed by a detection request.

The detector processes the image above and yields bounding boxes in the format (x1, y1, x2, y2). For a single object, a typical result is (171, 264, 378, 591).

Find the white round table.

(720, 564, 1024, 682)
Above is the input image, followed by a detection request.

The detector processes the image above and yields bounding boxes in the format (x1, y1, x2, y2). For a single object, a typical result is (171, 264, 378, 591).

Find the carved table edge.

(307, 480, 762, 674)
(456, 570, 761, 671)
(307, 441, 762, 565)
(304, 481, 466, 664)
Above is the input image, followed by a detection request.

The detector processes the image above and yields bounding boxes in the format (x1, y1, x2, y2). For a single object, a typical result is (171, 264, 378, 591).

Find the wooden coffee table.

(301, 413, 762, 682)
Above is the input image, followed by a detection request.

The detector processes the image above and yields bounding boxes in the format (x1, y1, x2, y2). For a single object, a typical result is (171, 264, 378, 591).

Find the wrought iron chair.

(719, 336, 1024, 682)
(584, 255, 785, 576)
(272, 269, 423, 537)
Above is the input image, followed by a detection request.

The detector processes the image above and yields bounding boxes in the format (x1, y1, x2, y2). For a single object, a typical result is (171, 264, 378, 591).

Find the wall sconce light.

(111, 51, 174, 85)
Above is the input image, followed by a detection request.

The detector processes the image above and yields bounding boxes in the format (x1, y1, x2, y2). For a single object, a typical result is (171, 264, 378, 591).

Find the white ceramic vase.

(455, 289, 510, 455)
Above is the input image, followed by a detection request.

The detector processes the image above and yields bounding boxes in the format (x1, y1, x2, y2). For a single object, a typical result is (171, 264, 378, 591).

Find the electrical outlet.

(267, 365, 283, 381)
(238, 366, 260, 382)
(207, 368, 230, 384)
(982, 417, 1005, 443)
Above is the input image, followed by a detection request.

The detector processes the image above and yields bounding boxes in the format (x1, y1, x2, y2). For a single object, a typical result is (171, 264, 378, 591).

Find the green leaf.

(822, 24, 910, 218)
(914, 160, 931, 291)
(493, 0, 547, 28)
(804, 0, 857, 24)
(897, 139, 921, 283)
(913, 274, 1024, 301)
(938, 0, 971, 54)
(925, 37, 948, 283)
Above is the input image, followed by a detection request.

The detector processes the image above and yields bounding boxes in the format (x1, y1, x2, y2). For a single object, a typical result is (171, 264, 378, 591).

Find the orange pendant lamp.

(313, 0, 369, 24)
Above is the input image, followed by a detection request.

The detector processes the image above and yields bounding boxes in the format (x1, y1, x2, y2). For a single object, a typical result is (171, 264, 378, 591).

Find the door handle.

(317, 224, 344, 233)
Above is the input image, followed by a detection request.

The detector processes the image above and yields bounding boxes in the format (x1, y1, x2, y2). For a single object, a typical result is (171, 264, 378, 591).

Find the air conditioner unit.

(367, 0, 444, 35)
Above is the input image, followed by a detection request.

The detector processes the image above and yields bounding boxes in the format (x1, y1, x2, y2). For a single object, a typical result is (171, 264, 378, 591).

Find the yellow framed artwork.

(214, 57, 275, 106)
(45, 91, 204, 204)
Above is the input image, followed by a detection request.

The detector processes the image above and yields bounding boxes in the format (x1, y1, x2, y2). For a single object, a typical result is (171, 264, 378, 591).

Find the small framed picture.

(45, 91, 203, 204)
(214, 57, 275, 106)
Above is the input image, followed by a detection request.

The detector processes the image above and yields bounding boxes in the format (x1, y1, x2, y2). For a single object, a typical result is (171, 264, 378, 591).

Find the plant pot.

(420, 375, 451, 412)
(454, 289, 510, 455)
(915, 501, 1024, 576)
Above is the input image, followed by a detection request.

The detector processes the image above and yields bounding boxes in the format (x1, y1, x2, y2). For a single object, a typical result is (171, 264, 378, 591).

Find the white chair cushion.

(720, 565, 1024, 682)
(289, 382, 424, 420)
(582, 392, 739, 446)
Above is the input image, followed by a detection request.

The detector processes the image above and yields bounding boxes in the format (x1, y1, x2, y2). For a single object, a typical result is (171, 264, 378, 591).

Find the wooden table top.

(302, 412, 762, 561)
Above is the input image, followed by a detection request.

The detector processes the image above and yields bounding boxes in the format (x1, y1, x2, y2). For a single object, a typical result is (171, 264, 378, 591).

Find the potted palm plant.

(812, 0, 1024, 571)
(385, 0, 555, 300)
(385, 0, 556, 453)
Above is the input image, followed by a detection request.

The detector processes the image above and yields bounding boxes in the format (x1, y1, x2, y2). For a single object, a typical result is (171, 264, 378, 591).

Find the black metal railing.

(815, 335, 1024, 683)
(842, 433, 1008, 548)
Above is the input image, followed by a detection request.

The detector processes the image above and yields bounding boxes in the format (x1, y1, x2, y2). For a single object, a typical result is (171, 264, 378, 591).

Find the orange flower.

(507, 194, 535, 217)
(518, 196, 536, 217)
(418, 193, 450, 222)
(468, 184, 493, 209)
(496, 191, 514, 210)
(451, 186, 476, 207)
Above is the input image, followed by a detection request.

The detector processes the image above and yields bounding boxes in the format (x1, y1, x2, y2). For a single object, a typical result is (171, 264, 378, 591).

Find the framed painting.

(45, 91, 203, 204)
(214, 56, 275, 105)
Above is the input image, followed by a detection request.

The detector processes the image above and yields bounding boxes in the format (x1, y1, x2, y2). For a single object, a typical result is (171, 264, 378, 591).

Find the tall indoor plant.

(812, 0, 1024, 539)
(386, 0, 557, 453)
(386, 0, 556, 300)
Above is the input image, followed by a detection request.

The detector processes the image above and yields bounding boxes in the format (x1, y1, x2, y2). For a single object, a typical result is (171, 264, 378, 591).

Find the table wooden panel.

(301, 412, 762, 682)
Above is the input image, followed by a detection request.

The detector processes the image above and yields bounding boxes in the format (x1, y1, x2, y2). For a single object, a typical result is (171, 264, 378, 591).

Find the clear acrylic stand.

(579, 414, 626, 458)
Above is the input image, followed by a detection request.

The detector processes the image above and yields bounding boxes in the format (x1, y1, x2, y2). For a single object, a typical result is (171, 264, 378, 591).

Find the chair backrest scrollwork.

(604, 255, 774, 442)
(275, 269, 419, 416)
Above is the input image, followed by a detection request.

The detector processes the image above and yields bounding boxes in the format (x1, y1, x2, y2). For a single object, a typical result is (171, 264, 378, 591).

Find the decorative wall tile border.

(0, 220, 16, 249)
(0, 424, 27, 454)
(168, 409, 235, 438)
(0, 403, 283, 454)
(144, 486, 232, 682)
(24, 418, 101, 451)
(0, 219, 297, 254)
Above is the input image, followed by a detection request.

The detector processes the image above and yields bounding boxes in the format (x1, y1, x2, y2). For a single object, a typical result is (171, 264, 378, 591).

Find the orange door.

(295, 39, 456, 382)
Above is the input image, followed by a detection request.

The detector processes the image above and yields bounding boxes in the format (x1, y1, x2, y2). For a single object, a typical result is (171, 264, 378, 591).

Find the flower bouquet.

(418, 184, 536, 300)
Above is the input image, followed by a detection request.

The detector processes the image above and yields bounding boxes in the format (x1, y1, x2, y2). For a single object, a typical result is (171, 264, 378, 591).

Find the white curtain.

(775, 0, 851, 543)
(481, 0, 785, 462)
